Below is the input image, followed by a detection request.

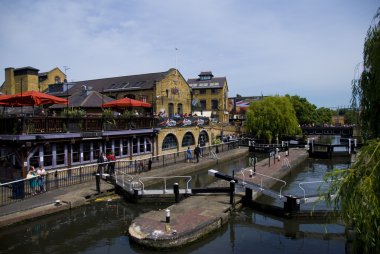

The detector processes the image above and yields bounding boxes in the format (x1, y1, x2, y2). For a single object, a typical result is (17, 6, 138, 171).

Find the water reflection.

(0, 156, 347, 254)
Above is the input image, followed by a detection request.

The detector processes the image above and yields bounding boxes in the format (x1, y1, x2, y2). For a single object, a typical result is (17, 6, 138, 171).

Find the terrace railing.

(0, 116, 210, 135)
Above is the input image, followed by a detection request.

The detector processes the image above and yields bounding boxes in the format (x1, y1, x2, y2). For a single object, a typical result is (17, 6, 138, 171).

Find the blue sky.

(0, 0, 378, 107)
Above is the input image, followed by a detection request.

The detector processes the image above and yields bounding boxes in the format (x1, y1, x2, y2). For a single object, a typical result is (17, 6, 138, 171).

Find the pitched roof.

(57, 69, 175, 97)
(50, 89, 114, 108)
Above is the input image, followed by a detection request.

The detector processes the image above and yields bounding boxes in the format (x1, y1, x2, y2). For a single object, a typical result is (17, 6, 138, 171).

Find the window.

(162, 134, 178, 150)
(146, 138, 152, 152)
(132, 137, 138, 154)
(71, 143, 80, 164)
(200, 100, 206, 109)
(139, 137, 145, 153)
(83, 142, 91, 162)
(55, 76, 61, 83)
(56, 144, 66, 166)
(182, 132, 195, 147)
(29, 147, 40, 168)
(122, 139, 129, 156)
(211, 89, 217, 94)
(43, 144, 53, 167)
(105, 141, 113, 155)
(140, 95, 147, 102)
(93, 142, 101, 161)
(200, 89, 206, 94)
(212, 100, 218, 110)
(177, 103, 183, 114)
(114, 140, 121, 157)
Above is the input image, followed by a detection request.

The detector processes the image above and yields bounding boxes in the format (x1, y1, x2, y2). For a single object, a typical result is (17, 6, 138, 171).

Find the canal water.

(0, 155, 347, 254)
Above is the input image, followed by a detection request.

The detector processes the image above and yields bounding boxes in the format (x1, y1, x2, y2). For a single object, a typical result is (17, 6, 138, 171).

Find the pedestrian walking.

(106, 152, 116, 175)
(194, 145, 201, 163)
(186, 147, 192, 163)
(97, 152, 107, 174)
(36, 165, 47, 193)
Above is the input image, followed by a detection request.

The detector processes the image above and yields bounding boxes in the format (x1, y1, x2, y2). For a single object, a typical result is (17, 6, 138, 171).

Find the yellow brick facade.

(156, 126, 211, 155)
(39, 67, 66, 92)
(1, 67, 66, 94)
(154, 69, 192, 115)
(192, 84, 230, 123)
(105, 69, 191, 116)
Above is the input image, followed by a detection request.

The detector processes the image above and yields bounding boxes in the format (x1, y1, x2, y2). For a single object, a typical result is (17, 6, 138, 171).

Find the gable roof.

(50, 90, 114, 108)
(56, 69, 176, 97)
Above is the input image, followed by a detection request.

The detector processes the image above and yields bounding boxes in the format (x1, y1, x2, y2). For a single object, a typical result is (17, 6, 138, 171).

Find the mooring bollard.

(165, 208, 171, 232)
(230, 180, 235, 206)
(95, 173, 100, 194)
(245, 187, 253, 203)
(133, 189, 139, 199)
(284, 195, 300, 213)
(249, 169, 253, 178)
(173, 182, 179, 203)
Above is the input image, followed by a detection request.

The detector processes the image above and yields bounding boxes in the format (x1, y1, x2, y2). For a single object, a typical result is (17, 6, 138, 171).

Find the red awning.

(101, 97, 151, 108)
(0, 91, 68, 106)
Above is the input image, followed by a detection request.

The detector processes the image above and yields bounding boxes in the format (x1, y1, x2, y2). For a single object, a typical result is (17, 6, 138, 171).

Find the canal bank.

(0, 147, 249, 228)
(128, 148, 309, 249)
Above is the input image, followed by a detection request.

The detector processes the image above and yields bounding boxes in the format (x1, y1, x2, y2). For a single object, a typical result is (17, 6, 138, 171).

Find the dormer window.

(55, 76, 61, 83)
(198, 71, 214, 81)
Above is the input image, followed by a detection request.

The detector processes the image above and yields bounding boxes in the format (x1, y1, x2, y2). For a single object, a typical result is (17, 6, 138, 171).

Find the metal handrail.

(240, 169, 287, 198)
(298, 179, 340, 200)
(137, 176, 192, 194)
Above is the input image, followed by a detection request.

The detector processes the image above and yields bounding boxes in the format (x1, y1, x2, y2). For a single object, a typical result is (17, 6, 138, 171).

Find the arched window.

(182, 132, 195, 147)
(198, 130, 209, 146)
(177, 103, 183, 115)
(55, 76, 61, 83)
(162, 134, 178, 150)
(168, 103, 174, 117)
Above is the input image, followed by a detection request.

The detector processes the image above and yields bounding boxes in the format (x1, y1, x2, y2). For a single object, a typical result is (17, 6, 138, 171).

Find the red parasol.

(101, 97, 151, 108)
(0, 90, 68, 106)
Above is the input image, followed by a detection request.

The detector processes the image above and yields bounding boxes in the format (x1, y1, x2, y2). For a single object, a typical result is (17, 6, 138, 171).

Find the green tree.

(314, 107, 333, 125)
(352, 7, 380, 139)
(286, 94, 317, 125)
(245, 95, 300, 142)
(326, 8, 380, 253)
(326, 140, 380, 252)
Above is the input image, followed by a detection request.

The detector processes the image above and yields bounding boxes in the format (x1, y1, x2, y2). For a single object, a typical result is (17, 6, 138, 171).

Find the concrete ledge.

(0, 202, 70, 228)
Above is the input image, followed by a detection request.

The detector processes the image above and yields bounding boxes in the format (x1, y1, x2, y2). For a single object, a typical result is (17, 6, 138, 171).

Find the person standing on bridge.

(186, 147, 192, 163)
(194, 145, 201, 163)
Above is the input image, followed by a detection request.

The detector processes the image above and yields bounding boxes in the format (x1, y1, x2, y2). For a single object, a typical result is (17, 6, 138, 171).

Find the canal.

(0, 155, 347, 253)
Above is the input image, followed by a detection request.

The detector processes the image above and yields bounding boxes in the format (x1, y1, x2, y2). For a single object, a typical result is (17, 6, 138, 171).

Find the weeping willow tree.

(326, 8, 380, 253)
(245, 95, 300, 143)
(325, 140, 380, 252)
(352, 7, 380, 139)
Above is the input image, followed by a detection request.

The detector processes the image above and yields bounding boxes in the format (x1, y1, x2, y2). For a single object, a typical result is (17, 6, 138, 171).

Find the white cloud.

(0, 0, 377, 107)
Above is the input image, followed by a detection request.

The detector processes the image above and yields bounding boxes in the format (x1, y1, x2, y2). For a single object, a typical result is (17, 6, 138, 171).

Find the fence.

(0, 140, 239, 207)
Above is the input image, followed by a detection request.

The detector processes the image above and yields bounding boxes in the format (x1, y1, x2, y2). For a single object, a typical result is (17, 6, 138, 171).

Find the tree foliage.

(352, 7, 380, 139)
(245, 95, 301, 142)
(325, 140, 380, 252)
(286, 94, 317, 125)
(314, 107, 333, 125)
(325, 8, 380, 253)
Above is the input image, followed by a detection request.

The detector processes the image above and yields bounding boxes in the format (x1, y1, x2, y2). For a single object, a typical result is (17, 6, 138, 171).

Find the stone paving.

(128, 148, 309, 248)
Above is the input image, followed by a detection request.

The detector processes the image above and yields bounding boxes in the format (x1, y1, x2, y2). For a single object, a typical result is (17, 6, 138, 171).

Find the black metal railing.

(0, 140, 239, 207)
(0, 116, 211, 134)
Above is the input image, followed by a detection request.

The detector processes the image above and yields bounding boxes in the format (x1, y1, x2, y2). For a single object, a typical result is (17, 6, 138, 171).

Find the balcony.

(0, 116, 210, 135)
